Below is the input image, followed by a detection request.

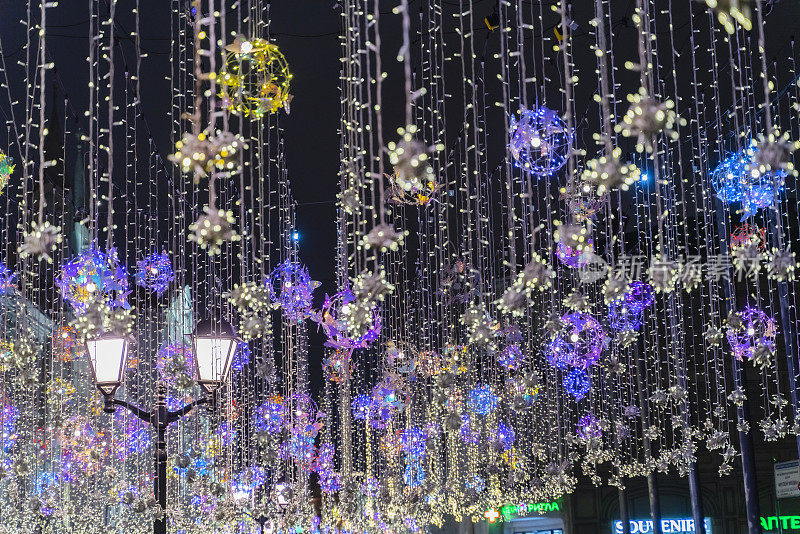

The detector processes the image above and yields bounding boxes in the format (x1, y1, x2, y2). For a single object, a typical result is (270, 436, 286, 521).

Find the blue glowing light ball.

(564, 368, 591, 400)
(232, 341, 250, 372)
(403, 459, 425, 487)
(495, 422, 515, 451)
(57, 246, 129, 311)
(545, 312, 606, 370)
(351, 393, 372, 420)
(135, 252, 174, 294)
(468, 385, 499, 416)
(577, 413, 602, 439)
(459, 413, 481, 445)
(253, 399, 285, 434)
(508, 106, 573, 177)
(0, 263, 16, 295)
(727, 306, 777, 361)
(608, 281, 654, 332)
(499, 343, 524, 370)
(2, 402, 19, 453)
(711, 145, 787, 220)
(400, 426, 427, 458)
(267, 259, 319, 323)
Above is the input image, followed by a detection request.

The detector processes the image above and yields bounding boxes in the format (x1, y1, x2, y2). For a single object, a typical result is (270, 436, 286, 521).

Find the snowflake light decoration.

(508, 106, 572, 177)
(189, 206, 240, 255)
(726, 307, 777, 361)
(267, 260, 319, 322)
(2, 401, 19, 453)
(169, 131, 245, 178)
(616, 89, 682, 153)
(467, 385, 499, 416)
(219, 36, 293, 118)
(19, 221, 62, 263)
(545, 312, 606, 370)
(580, 148, 640, 195)
(135, 252, 174, 294)
(156, 344, 194, 391)
(386, 124, 442, 205)
(311, 290, 381, 350)
(564, 368, 592, 400)
(57, 246, 129, 312)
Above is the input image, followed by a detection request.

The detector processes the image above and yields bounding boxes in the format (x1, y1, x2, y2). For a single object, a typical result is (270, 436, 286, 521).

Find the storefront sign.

(762, 516, 800, 531)
(483, 501, 561, 522)
(611, 518, 711, 534)
(774, 460, 800, 498)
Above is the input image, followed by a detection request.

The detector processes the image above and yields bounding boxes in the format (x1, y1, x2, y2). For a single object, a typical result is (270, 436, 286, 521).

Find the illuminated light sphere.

(495, 422, 515, 451)
(0, 150, 14, 194)
(400, 426, 427, 458)
(119, 418, 152, 459)
(556, 237, 595, 268)
(712, 144, 787, 220)
(727, 307, 777, 361)
(404, 459, 426, 487)
(280, 432, 316, 470)
(608, 282, 654, 332)
(58, 415, 110, 471)
(213, 421, 238, 448)
(52, 326, 81, 363)
(498, 343, 524, 370)
(135, 251, 174, 294)
(323, 348, 355, 382)
(0, 262, 16, 295)
(508, 106, 573, 177)
(414, 349, 443, 377)
(545, 312, 606, 369)
(2, 401, 19, 453)
(267, 259, 319, 323)
(386, 340, 417, 374)
(219, 36, 293, 118)
(231, 341, 251, 372)
(351, 393, 373, 421)
(368, 378, 408, 429)
(312, 289, 382, 350)
(577, 413, 602, 439)
(56, 246, 129, 312)
(625, 281, 655, 313)
(467, 385, 499, 416)
(563, 368, 592, 400)
(253, 397, 285, 434)
(730, 223, 766, 252)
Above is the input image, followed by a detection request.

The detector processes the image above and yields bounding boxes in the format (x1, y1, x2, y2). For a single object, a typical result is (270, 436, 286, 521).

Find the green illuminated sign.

(762, 516, 800, 531)
(483, 501, 561, 522)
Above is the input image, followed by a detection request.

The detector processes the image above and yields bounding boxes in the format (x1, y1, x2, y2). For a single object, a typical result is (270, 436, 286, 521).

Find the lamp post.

(85, 318, 240, 534)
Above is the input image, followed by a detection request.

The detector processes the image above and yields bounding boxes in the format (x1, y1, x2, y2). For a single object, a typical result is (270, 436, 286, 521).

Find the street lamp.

(85, 317, 239, 534)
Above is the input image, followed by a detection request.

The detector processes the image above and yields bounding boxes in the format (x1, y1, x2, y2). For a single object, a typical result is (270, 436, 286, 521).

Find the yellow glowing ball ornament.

(219, 36, 293, 118)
